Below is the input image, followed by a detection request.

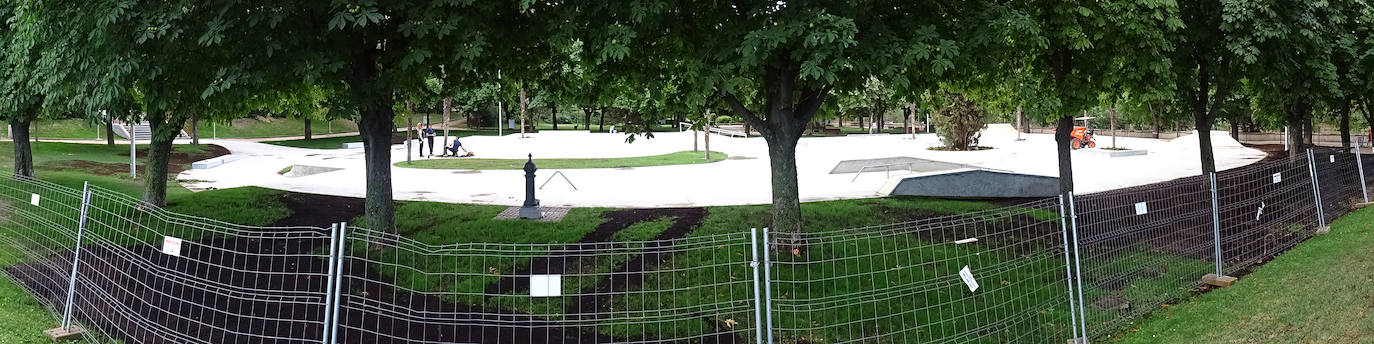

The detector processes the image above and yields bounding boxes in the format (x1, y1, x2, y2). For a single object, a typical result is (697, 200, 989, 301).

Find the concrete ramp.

(978, 123, 1020, 141)
(880, 168, 1060, 198)
(830, 157, 975, 174)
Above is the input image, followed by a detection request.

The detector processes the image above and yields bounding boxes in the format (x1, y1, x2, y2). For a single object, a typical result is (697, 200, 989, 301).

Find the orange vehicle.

(1069, 126, 1097, 149)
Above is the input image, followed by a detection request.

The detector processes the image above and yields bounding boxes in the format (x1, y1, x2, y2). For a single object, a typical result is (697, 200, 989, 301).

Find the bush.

(932, 93, 987, 150)
(715, 115, 736, 123)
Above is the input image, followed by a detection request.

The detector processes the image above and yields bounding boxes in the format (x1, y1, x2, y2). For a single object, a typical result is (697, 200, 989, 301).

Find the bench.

(191, 155, 241, 169)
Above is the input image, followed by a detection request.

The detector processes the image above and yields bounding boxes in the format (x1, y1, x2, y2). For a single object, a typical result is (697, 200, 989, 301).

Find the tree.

(1170, 0, 1237, 173)
(0, 0, 43, 177)
(931, 92, 987, 151)
(1223, 0, 1357, 158)
(989, 1, 1181, 194)
(270, 1, 539, 233)
(578, 1, 972, 236)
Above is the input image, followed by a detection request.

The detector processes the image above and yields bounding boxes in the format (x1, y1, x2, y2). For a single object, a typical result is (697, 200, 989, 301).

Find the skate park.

(177, 124, 1267, 208)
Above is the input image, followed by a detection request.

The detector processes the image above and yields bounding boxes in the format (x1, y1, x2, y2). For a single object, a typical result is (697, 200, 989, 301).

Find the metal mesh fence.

(0, 146, 1366, 344)
(767, 198, 1072, 343)
(332, 226, 759, 343)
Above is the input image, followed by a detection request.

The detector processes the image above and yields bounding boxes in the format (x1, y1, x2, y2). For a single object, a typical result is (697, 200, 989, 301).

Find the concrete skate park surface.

(177, 126, 1266, 208)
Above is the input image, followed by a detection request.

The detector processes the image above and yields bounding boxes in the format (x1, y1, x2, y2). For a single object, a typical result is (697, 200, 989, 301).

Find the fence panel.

(1, 146, 1371, 344)
(1215, 155, 1323, 275)
(1071, 174, 1216, 338)
(333, 226, 758, 343)
(0, 178, 333, 344)
(0, 176, 86, 324)
(767, 198, 1071, 343)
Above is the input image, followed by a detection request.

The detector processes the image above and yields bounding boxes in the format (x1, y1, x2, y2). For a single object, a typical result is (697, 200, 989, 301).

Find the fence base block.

(43, 326, 86, 341)
(1315, 226, 1331, 235)
(1201, 273, 1238, 287)
(1067, 337, 1088, 344)
(1355, 202, 1373, 209)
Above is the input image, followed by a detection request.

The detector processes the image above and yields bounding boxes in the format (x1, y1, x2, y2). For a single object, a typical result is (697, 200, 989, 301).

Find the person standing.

(414, 123, 426, 157)
(423, 126, 437, 157)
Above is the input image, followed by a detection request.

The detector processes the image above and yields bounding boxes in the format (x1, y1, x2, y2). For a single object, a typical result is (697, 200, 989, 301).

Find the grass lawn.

(367, 196, 1079, 342)
(194, 117, 357, 139)
(395, 151, 727, 170)
(29, 118, 105, 140)
(1114, 207, 1374, 343)
(0, 141, 289, 226)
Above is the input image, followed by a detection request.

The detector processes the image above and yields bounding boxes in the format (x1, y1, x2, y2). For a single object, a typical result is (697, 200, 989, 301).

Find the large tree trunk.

(1194, 111, 1217, 174)
(141, 113, 190, 207)
(350, 38, 396, 234)
(1229, 120, 1239, 141)
(721, 62, 828, 247)
(1303, 116, 1314, 146)
(304, 117, 313, 140)
(551, 102, 559, 130)
(598, 106, 606, 132)
(1054, 116, 1075, 194)
(1339, 98, 1351, 150)
(1286, 99, 1308, 159)
(10, 114, 34, 178)
(583, 107, 592, 131)
(1150, 103, 1161, 139)
(358, 106, 396, 233)
(106, 118, 116, 147)
(190, 115, 200, 145)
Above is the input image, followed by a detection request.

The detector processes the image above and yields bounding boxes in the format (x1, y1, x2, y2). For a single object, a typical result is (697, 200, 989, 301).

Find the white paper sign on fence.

(1134, 202, 1148, 215)
(1272, 173, 1282, 183)
(162, 236, 183, 257)
(29, 194, 39, 206)
(1330, 155, 1336, 163)
(530, 274, 562, 297)
(958, 266, 979, 292)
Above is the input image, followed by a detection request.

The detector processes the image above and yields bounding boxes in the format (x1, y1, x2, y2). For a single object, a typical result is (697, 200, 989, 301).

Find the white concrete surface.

(176, 128, 1266, 208)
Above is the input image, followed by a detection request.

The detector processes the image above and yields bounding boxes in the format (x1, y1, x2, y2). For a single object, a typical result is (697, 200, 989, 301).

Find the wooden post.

(705, 110, 712, 160)
(520, 87, 527, 138)
(406, 116, 413, 164)
(443, 97, 451, 151)
(1110, 107, 1118, 149)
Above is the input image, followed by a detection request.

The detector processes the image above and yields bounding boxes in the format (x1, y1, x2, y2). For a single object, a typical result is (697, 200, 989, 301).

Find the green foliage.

(931, 93, 988, 150)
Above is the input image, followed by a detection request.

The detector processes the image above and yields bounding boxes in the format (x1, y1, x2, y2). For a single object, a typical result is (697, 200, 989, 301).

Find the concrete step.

(112, 121, 188, 140)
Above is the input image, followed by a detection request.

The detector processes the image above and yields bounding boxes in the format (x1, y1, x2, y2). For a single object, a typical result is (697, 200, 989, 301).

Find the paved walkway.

(174, 127, 1267, 208)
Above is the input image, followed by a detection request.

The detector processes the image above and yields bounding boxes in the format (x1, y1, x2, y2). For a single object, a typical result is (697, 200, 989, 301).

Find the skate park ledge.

(880, 168, 1060, 198)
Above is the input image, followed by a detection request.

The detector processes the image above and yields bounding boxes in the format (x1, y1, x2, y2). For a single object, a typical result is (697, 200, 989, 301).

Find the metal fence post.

(1057, 194, 1081, 342)
(1306, 149, 1328, 230)
(1209, 173, 1223, 276)
(59, 182, 93, 331)
(761, 228, 775, 344)
(748, 228, 765, 344)
(325, 222, 347, 344)
(1356, 137, 1369, 203)
(321, 223, 340, 344)
(1067, 192, 1089, 342)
